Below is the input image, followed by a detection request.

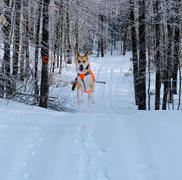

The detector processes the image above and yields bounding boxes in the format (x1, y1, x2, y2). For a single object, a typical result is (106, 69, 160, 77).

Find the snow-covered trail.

(1, 54, 182, 180)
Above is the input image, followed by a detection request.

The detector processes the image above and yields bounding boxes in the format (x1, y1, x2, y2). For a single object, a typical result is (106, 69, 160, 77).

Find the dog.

(72, 51, 95, 106)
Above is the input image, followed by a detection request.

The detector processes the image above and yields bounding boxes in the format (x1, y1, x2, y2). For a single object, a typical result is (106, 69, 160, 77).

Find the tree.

(172, 0, 180, 95)
(39, 0, 50, 108)
(2, 0, 12, 98)
(100, 14, 105, 57)
(12, 0, 21, 78)
(24, 0, 30, 78)
(65, 0, 72, 64)
(34, 0, 43, 103)
(130, 0, 139, 106)
(162, 0, 174, 110)
(138, 0, 146, 110)
(154, 0, 162, 110)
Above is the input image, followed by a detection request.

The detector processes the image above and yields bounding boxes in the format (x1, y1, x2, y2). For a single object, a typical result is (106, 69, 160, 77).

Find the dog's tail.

(72, 78, 77, 91)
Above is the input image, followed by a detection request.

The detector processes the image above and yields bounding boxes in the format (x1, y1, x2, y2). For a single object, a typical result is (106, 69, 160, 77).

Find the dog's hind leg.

(88, 93, 95, 105)
(88, 93, 92, 106)
(91, 93, 95, 104)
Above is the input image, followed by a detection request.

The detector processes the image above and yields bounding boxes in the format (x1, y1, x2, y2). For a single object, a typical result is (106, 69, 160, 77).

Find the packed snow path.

(1, 54, 182, 180)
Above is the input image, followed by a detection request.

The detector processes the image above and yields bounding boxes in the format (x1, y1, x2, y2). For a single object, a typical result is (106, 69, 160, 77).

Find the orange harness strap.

(83, 90, 92, 94)
(89, 69, 95, 82)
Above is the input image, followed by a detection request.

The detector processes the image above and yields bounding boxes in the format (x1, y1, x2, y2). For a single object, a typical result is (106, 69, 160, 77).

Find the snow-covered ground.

(0, 53, 182, 180)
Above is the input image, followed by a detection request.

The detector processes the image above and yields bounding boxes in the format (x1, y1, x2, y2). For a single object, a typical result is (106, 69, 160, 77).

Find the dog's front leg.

(77, 90, 82, 107)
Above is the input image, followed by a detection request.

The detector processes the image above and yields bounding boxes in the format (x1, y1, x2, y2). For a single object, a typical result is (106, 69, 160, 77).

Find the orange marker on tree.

(43, 56, 49, 64)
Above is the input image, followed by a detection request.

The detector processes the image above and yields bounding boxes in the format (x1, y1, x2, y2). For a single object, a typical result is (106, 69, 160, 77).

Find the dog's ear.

(76, 51, 80, 58)
(84, 51, 90, 57)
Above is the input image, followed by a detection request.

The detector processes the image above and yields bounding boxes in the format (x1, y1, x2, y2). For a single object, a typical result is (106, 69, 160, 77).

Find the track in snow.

(76, 121, 109, 180)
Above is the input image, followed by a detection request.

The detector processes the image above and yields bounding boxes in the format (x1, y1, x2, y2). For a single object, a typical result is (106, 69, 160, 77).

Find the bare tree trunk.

(122, 25, 128, 56)
(59, 2, 64, 74)
(52, 51, 56, 73)
(148, 50, 151, 110)
(161, 1, 168, 109)
(39, 0, 50, 108)
(75, 21, 79, 53)
(2, 0, 12, 98)
(29, 0, 35, 43)
(138, 0, 146, 110)
(65, 0, 72, 64)
(96, 40, 101, 57)
(56, 25, 60, 68)
(177, 61, 181, 110)
(130, 0, 139, 106)
(0, 12, 6, 97)
(12, 0, 21, 77)
(110, 38, 114, 56)
(100, 15, 105, 57)
(34, 0, 42, 103)
(24, 0, 30, 78)
(75, 0, 79, 55)
(20, 0, 27, 81)
(0, 50, 5, 98)
(172, 25, 179, 94)
(12, 0, 21, 93)
(162, 12, 173, 109)
(177, 0, 182, 109)
(172, 0, 180, 94)
(154, 0, 161, 110)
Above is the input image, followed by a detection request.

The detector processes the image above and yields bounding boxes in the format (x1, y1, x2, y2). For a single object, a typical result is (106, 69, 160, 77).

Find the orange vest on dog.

(79, 69, 95, 93)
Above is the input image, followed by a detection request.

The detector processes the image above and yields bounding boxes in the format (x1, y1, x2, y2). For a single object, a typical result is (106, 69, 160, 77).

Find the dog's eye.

(83, 60, 86, 63)
(78, 61, 81, 63)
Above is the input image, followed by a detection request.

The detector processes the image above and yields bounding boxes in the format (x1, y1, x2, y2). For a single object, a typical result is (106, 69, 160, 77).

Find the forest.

(1, 1, 182, 179)
(0, 0, 181, 110)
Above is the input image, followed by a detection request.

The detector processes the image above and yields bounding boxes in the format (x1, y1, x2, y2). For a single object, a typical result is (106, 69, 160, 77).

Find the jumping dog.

(72, 52, 95, 106)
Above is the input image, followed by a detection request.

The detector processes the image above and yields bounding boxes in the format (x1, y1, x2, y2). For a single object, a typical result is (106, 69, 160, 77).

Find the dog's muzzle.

(79, 64, 84, 72)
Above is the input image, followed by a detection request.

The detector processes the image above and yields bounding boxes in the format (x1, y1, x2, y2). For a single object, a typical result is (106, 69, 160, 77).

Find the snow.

(1, 53, 182, 180)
